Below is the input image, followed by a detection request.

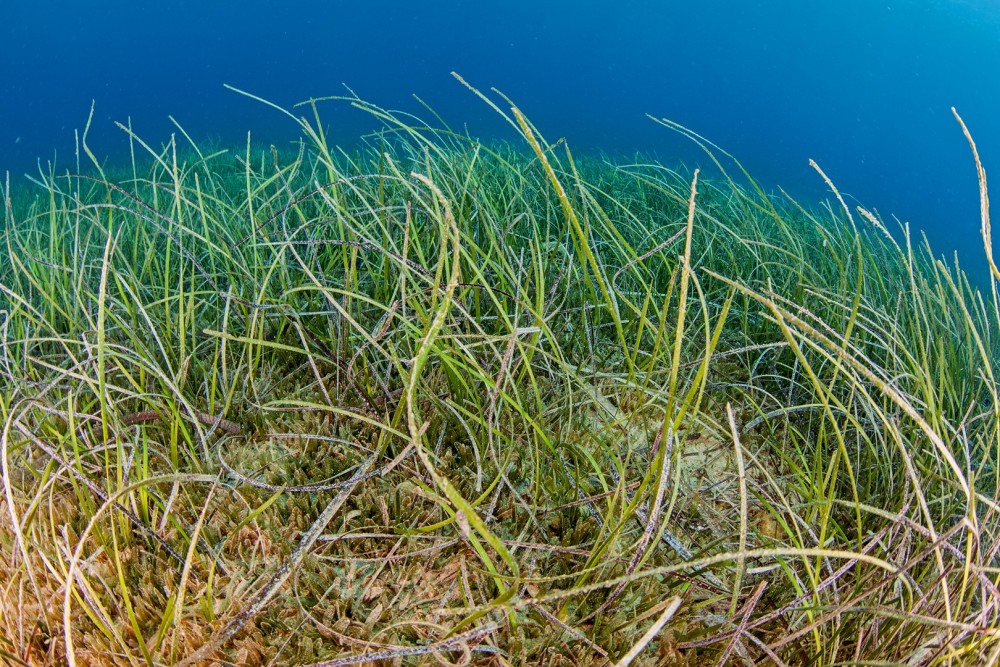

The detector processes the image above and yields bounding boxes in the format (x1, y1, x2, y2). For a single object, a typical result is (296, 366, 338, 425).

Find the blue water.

(3, 1, 999, 282)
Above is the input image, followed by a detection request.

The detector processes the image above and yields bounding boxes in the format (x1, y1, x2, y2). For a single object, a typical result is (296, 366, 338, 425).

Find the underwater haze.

(3, 0, 999, 281)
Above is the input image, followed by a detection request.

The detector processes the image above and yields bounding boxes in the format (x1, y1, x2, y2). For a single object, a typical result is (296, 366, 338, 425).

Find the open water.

(2, 1, 998, 281)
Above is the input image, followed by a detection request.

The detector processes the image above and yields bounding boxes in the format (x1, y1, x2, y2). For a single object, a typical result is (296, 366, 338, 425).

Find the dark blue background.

(3, 1, 999, 281)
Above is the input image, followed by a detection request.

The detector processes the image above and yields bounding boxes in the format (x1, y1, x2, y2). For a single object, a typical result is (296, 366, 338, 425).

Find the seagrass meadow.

(2, 81, 1000, 666)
